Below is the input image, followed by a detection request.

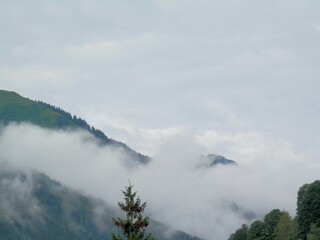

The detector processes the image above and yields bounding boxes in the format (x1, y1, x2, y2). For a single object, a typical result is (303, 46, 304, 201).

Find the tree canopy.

(228, 179, 320, 240)
(297, 180, 320, 240)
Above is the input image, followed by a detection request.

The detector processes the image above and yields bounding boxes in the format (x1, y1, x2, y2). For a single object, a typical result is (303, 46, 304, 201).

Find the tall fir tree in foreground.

(112, 182, 154, 240)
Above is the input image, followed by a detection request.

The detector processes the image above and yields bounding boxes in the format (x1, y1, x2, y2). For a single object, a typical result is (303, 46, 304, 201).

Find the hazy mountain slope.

(0, 90, 150, 163)
(0, 164, 201, 240)
(199, 154, 237, 168)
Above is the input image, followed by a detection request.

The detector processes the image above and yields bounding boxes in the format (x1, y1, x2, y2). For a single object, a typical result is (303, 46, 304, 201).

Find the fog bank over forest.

(0, 123, 319, 239)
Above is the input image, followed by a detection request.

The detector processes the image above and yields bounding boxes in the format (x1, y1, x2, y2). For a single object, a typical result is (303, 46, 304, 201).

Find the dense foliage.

(297, 181, 320, 240)
(228, 180, 320, 240)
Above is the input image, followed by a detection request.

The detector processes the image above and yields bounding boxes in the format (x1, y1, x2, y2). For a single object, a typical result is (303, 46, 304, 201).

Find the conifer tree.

(112, 183, 154, 240)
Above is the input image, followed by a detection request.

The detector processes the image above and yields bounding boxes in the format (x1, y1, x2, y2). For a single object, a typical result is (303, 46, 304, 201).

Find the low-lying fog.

(0, 123, 319, 240)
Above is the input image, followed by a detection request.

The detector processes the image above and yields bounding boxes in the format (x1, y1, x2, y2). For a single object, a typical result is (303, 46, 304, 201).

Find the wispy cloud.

(0, 124, 319, 239)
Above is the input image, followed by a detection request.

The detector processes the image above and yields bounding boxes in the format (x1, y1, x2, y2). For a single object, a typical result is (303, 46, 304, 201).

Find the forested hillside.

(0, 165, 201, 240)
(0, 90, 150, 163)
(0, 89, 204, 239)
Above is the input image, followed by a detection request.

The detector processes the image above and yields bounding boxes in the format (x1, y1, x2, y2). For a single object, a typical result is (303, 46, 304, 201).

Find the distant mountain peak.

(200, 154, 237, 167)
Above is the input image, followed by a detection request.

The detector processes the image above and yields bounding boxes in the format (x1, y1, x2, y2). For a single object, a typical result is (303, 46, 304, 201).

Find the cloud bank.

(0, 123, 319, 240)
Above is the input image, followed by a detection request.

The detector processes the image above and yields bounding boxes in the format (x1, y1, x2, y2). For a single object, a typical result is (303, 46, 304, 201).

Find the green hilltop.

(0, 89, 150, 163)
(0, 90, 76, 128)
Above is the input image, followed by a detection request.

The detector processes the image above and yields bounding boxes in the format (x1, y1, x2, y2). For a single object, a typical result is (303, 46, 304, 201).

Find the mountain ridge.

(0, 89, 150, 164)
(205, 154, 237, 167)
(0, 89, 203, 239)
(0, 89, 241, 239)
(0, 89, 238, 167)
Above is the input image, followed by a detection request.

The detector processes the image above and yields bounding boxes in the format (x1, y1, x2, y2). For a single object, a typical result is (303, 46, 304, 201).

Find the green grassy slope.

(0, 90, 76, 128)
(0, 90, 150, 163)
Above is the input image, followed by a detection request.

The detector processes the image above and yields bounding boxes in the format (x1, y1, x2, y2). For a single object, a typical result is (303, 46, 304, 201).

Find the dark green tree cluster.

(297, 180, 320, 240)
(112, 183, 154, 240)
(228, 180, 320, 240)
(228, 209, 294, 240)
(228, 224, 249, 240)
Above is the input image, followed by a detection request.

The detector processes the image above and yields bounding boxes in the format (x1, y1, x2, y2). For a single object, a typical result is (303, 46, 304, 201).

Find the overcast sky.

(1, 0, 320, 158)
(1, 1, 320, 239)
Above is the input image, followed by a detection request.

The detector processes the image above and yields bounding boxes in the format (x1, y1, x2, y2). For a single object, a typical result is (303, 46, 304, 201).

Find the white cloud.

(0, 165, 44, 226)
(0, 124, 319, 240)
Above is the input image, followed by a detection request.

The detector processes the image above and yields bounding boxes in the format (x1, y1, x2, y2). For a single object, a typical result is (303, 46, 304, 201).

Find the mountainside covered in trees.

(0, 89, 204, 239)
(0, 165, 201, 240)
(0, 89, 237, 168)
(228, 180, 320, 240)
(0, 90, 150, 164)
